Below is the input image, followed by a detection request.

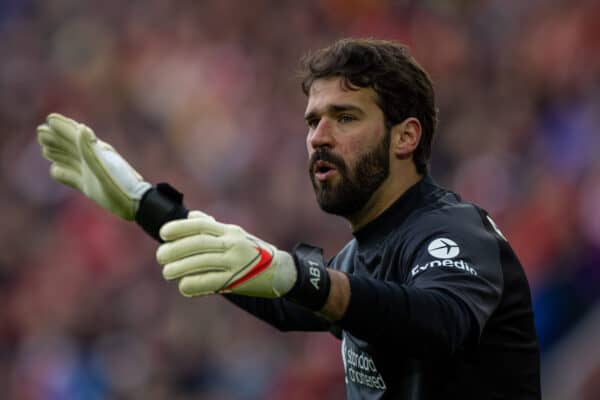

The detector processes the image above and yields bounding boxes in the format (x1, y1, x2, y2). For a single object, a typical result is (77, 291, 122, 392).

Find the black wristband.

(135, 183, 189, 242)
(285, 243, 331, 311)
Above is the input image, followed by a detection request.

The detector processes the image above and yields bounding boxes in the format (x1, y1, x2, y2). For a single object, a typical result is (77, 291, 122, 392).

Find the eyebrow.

(304, 104, 365, 122)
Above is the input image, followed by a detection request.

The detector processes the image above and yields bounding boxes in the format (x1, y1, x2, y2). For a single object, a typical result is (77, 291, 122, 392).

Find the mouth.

(313, 160, 338, 182)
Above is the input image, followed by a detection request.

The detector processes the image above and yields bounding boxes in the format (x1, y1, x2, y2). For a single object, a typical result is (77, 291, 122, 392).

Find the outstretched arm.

(38, 113, 333, 333)
(38, 113, 475, 349)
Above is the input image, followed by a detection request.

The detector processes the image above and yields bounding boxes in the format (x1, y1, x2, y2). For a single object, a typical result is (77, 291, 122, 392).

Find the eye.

(306, 118, 319, 129)
(338, 114, 356, 124)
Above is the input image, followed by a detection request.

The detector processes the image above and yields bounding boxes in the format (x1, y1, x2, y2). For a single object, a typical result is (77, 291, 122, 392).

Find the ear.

(390, 117, 421, 159)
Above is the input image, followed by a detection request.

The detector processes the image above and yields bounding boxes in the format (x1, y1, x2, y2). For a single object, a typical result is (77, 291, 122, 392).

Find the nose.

(307, 118, 334, 151)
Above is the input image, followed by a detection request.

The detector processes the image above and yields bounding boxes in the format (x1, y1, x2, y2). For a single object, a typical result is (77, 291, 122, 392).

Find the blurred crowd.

(1, 0, 599, 398)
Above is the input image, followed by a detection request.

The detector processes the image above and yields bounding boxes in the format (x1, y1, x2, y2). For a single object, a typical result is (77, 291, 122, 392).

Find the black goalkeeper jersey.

(228, 175, 540, 399)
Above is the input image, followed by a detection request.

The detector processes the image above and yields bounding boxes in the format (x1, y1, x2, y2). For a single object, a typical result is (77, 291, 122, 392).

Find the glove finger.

(46, 113, 91, 145)
(37, 124, 78, 156)
(40, 145, 68, 162)
(160, 215, 226, 242)
(189, 210, 215, 220)
(178, 272, 230, 297)
(162, 253, 229, 281)
(156, 234, 228, 265)
(42, 148, 81, 173)
(50, 164, 82, 190)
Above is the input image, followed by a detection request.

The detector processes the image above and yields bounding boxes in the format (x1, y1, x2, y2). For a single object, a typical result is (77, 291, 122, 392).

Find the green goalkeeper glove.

(37, 113, 151, 220)
(156, 211, 299, 298)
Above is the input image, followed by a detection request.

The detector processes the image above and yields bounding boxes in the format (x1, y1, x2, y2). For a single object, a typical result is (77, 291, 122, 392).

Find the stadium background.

(1, 0, 599, 398)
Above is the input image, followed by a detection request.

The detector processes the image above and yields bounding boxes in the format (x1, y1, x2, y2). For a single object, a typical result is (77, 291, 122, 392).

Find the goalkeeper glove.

(157, 211, 331, 309)
(37, 113, 151, 220)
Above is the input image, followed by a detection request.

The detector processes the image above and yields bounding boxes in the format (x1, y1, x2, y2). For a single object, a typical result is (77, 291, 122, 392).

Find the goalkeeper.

(37, 39, 541, 399)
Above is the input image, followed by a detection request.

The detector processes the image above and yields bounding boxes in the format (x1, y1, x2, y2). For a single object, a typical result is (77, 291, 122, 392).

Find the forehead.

(305, 77, 379, 114)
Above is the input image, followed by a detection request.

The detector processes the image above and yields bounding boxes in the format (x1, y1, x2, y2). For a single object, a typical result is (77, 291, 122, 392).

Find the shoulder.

(405, 193, 493, 242)
(401, 196, 504, 268)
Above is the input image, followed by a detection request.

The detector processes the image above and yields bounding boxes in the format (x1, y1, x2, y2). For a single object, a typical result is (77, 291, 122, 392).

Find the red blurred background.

(1, 0, 599, 398)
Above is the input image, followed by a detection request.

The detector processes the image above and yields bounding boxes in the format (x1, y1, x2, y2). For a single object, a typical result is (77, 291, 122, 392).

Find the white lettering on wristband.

(308, 260, 321, 289)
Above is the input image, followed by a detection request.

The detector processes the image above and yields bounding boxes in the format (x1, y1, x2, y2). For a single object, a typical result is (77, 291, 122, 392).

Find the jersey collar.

(353, 174, 440, 247)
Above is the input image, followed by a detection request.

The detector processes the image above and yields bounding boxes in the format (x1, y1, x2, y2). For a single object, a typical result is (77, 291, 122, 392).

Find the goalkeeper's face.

(305, 77, 391, 217)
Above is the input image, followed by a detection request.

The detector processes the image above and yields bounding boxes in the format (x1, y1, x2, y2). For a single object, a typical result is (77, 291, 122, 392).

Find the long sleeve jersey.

(227, 175, 540, 399)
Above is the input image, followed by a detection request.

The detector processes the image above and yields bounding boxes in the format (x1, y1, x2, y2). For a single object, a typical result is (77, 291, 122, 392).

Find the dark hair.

(300, 38, 437, 175)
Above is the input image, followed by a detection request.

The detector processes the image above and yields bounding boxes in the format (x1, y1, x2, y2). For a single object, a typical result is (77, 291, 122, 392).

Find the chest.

(333, 239, 412, 283)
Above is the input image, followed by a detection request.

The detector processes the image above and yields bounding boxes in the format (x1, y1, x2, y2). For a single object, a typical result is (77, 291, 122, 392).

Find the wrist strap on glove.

(135, 183, 189, 242)
(285, 243, 331, 311)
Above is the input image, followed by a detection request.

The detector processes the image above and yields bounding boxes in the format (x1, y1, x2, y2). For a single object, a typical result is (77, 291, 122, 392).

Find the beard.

(309, 130, 390, 217)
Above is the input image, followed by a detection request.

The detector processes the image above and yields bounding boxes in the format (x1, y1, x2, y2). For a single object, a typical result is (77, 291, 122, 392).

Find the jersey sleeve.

(404, 206, 504, 335)
(224, 295, 333, 332)
(338, 205, 504, 357)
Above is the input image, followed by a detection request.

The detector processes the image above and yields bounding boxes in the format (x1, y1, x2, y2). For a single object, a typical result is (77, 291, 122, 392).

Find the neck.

(347, 169, 423, 232)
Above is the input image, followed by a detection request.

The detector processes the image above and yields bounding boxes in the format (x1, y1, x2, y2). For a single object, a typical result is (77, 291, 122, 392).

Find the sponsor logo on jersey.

(412, 237, 477, 277)
(411, 258, 477, 277)
(428, 237, 460, 259)
(342, 338, 387, 391)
